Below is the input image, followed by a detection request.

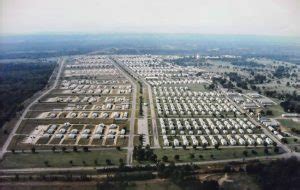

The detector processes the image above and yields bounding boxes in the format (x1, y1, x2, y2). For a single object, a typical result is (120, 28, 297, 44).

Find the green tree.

(44, 160, 49, 166)
(31, 147, 36, 153)
(62, 147, 66, 152)
(106, 159, 112, 165)
(189, 153, 195, 159)
(73, 146, 78, 152)
(139, 134, 144, 145)
(214, 143, 220, 150)
(119, 158, 125, 168)
(274, 147, 279, 153)
(83, 147, 89, 152)
(162, 156, 168, 162)
(264, 148, 269, 155)
(51, 146, 56, 152)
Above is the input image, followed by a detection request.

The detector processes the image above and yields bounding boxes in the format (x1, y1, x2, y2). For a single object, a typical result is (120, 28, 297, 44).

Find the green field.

(284, 137, 299, 144)
(278, 119, 300, 130)
(157, 84, 208, 92)
(154, 147, 278, 163)
(266, 104, 285, 118)
(0, 150, 126, 169)
(187, 84, 208, 92)
(134, 147, 280, 165)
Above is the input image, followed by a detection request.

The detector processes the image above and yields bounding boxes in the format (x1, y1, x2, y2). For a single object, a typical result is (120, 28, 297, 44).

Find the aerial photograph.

(0, 0, 299, 189)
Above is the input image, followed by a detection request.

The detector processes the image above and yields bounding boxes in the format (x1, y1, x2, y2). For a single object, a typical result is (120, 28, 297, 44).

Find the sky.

(0, 0, 299, 36)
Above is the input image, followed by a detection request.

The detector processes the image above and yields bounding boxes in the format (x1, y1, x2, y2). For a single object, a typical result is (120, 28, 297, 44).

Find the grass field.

(278, 119, 300, 130)
(187, 84, 208, 92)
(158, 84, 208, 92)
(284, 137, 299, 144)
(0, 150, 126, 169)
(134, 147, 280, 164)
(266, 105, 285, 118)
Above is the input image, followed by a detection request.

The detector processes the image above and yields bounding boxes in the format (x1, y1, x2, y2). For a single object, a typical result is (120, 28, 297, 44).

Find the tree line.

(0, 61, 56, 128)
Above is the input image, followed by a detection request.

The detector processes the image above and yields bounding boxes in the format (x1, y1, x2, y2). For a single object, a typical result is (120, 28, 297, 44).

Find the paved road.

(116, 63, 160, 148)
(145, 82, 160, 148)
(127, 65, 160, 147)
(0, 58, 65, 160)
(219, 86, 291, 154)
(138, 105, 150, 146)
(1, 152, 299, 174)
(110, 58, 137, 165)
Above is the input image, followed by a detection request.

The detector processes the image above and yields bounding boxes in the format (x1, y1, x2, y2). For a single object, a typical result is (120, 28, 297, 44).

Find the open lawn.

(139, 147, 280, 164)
(0, 150, 126, 169)
(266, 105, 285, 118)
(278, 119, 300, 130)
(284, 137, 299, 144)
(187, 84, 208, 92)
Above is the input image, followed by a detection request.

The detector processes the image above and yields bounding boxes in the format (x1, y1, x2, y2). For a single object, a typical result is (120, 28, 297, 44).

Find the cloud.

(1, 0, 299, 36)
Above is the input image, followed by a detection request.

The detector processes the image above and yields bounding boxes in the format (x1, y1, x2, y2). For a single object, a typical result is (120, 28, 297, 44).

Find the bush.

(162, 156, 168, 162)
(189, 153, 195, 159)
(106, 159, 112, 165)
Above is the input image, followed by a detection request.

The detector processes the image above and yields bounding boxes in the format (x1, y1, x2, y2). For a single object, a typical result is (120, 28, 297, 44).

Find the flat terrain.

(278, 119, 300, 130)
(134, 147, 280, 165)
(0, 55, 296, 177)
(0, 150, 126, 169)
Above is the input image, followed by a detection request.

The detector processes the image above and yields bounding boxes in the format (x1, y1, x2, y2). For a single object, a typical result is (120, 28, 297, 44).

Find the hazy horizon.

(1, 0, 300, 36)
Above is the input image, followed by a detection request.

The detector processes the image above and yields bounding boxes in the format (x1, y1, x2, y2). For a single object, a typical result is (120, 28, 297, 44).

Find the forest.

(0, 61, 56, 127)
(246, 157, 300, 190)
